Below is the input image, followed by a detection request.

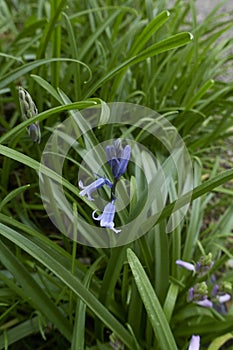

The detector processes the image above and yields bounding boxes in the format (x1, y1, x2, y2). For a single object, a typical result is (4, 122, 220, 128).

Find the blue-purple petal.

(196, 299, 213, 308)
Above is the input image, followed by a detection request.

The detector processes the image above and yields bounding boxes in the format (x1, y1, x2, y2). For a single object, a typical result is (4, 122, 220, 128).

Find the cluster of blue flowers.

(79, 139, 130, 233)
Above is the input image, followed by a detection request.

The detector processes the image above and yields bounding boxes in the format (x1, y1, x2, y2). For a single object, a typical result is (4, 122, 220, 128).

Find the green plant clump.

(0, 0, 233, 349)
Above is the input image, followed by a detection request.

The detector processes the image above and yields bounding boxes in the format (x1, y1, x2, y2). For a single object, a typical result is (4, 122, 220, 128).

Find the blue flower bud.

(106, 139, 131, 180)
(28, 123, 41, 144)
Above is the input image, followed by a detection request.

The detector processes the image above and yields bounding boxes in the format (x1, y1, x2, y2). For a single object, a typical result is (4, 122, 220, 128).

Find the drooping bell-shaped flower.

(18, 87, 41, 143)
(92, 200, 121, 233)
(106, 139, 131, 180)
(79, 177, 113, 201)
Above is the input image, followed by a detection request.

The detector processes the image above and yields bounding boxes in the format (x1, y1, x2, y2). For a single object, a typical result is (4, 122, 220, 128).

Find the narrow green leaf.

(127, 248, 178, 350)
(0, 317, 40, 348)
(36, 0, 67, 59)
(0, 58, 91, 90)
(31, 74, 62, 102)
(163, 283, 179, 323)
(0, 53, 23, 63)
(135, 32, 193, 62)
(0, 184, 30, 211)
(71, 257, 104, 350)
(208, 333, 233, 350)
(184, 79, 215, 110)
(62, 12, 81, 100)
(130, 10, 170, 55)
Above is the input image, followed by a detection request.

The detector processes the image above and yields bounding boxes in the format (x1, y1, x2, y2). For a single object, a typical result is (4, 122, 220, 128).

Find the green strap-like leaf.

(127, 248, 178, 350)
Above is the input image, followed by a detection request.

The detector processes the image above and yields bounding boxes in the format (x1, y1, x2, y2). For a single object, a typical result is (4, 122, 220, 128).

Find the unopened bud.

(18, 87, 41, 143)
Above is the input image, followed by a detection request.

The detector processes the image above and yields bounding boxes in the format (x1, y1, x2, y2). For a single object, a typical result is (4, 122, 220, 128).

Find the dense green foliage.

(0, 0, 233, 349)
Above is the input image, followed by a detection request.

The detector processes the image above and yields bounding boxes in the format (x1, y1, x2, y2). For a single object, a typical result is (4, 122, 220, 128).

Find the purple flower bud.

(92, 200, 121, 233)
(176, 259, 196, 272)
(79, 177, 112, 201)
(188, 335, 200, 350)
(212, 284, 219, 297)
(188, 287, 194, 302)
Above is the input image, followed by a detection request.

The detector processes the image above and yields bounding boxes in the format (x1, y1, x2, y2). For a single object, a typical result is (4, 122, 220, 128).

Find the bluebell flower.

(79, 177, 113, 201)
(18, 87, 41, 144)
(188, 335, 200, 350)
(92, 200, 121, 233)
(106, 139, 131, 180)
